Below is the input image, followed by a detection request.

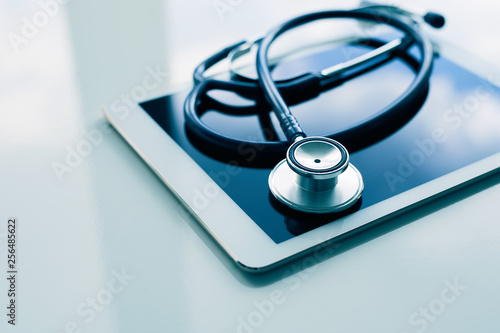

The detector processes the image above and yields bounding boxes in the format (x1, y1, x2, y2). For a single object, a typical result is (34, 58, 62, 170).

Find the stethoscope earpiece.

(269, 137, 364, 214)
(423, 12, 445, 29)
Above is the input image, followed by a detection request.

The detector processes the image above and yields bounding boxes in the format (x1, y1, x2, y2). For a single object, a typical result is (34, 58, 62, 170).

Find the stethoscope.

(184, 4, 445, 214)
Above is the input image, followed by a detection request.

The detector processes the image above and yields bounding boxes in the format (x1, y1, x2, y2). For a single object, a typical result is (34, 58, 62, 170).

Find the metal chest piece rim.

(269, 137, 364, 214)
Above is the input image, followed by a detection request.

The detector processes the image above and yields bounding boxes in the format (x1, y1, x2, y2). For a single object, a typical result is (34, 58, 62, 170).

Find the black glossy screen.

(141, 41, 500, 243)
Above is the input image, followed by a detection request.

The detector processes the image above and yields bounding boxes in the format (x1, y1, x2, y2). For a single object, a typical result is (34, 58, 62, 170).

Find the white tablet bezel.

(103, 39, 500, 273)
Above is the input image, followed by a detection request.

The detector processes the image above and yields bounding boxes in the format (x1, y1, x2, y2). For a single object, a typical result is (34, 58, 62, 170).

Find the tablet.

(104, 35, 500, 273)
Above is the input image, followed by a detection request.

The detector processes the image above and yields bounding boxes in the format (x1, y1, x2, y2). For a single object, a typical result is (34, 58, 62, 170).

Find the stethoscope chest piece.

(269, 137, 364, 214)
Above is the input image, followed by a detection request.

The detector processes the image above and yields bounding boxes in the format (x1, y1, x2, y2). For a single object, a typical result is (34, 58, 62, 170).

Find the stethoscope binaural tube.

(256, 10, 433, 214)
(255, 9, 434, 144)
(184, 9, 436, 159)
(256, 9, 434, 214)
(184, 7, 441, 214)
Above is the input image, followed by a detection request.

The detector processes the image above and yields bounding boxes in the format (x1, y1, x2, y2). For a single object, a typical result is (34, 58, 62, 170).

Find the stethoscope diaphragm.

(269, 137, 364, 214)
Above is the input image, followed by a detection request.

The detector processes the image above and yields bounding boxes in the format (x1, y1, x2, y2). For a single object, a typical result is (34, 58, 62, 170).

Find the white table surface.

(1, 0, 500, 332)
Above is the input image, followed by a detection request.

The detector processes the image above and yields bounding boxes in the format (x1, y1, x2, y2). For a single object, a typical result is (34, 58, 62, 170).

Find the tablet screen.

(140, 42, 500, 243)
